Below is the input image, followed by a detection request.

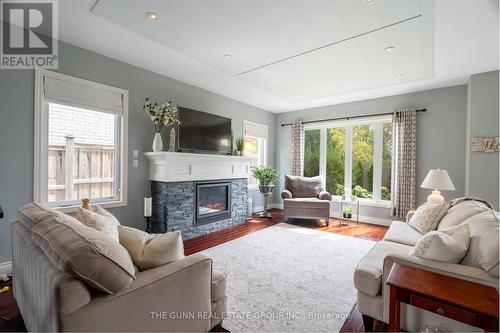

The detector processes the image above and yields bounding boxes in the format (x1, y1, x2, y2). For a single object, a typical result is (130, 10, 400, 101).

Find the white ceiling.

(57, 0, 499, 113)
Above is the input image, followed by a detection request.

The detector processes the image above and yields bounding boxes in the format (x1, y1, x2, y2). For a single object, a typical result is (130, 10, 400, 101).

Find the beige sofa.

(354, 199, 499, 332)
(11, 205, 227, 332)
(281, 175, 332, 226)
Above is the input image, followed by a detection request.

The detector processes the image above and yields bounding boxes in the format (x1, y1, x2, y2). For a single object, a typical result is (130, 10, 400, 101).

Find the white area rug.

(202, 223, 376, 332)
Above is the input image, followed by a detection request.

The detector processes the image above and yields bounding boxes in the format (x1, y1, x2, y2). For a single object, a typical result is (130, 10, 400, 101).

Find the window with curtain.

(243, 120, 268, 187)
(34, 69, 128, 209)
(302, 116, 393, 204)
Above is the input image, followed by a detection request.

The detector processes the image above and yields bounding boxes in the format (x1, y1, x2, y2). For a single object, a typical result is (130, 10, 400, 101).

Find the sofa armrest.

(405, 209, 416, 223)
(380, 253, 498, 323)
(61, 254, 214, 332)
(318, 190, 332, 201)
(281, 190, 293, 199)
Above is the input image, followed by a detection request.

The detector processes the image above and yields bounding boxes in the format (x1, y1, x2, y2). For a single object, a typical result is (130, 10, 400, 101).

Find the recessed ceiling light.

(395, 73, 403, 79)
(385, 46, 395, 53)
(146, 12, 159, 21)
(268, 78, 276, 83)
(224, 54, 232, 60)
(364, 0, 376, 4)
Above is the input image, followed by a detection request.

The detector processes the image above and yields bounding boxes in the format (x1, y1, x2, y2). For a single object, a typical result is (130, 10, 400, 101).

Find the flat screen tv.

(178, 107, 232, 154)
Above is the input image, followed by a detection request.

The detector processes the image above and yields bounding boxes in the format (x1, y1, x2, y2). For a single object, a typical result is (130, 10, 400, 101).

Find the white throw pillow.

(118, 226, 185, 271)
(410, 224, 470, 263)
(408, 201, 448, 234)
(460, 210, 499, 277)
(75, 205, 120, 241)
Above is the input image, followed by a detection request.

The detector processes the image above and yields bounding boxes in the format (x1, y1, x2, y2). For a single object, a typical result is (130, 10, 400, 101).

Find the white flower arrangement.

(143, 98, 180, 132)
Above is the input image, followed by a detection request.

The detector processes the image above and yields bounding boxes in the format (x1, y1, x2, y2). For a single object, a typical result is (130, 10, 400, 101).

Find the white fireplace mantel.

(144, 152, 256, 182)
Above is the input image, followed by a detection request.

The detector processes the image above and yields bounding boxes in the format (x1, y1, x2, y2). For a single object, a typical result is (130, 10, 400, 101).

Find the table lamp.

(421, 169, 455, 203)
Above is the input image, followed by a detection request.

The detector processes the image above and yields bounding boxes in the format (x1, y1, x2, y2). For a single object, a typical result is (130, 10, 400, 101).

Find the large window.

(303, 117, 392, 204)
(35, 69, 128, 210)
(243, 120, 268, 187)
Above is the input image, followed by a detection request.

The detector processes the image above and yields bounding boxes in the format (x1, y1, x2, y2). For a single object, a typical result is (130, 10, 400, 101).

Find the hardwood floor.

(0, 209, 387, 332)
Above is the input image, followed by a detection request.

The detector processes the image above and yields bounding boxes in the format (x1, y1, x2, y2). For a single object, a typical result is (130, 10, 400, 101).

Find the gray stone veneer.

(151, 178, 248, 239)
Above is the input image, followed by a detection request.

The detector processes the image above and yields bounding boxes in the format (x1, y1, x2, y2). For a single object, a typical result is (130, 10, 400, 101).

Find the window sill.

(51, 200, 127, 213)
(331, 197, 391, 209)
(248, 184, 259, 191)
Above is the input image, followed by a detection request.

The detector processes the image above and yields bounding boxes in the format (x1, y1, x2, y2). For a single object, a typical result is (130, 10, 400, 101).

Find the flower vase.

(168, 127, 176, 152)
(152, 132, 163, 152)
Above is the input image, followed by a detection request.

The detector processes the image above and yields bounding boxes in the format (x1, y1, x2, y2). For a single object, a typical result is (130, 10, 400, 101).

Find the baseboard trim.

(252, 204, 393, 227)
(0, 261, 12, 275)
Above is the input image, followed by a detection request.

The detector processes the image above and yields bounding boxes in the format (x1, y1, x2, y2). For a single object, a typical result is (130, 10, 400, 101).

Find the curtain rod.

(280, 108, 427, 127)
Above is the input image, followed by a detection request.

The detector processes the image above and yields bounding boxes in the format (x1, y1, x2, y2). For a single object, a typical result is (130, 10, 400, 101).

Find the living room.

(0, 0, 499, 332)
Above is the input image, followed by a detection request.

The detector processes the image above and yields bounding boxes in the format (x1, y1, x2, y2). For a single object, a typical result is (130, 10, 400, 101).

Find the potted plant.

(234, 137, 244, 156)
(143, 98, 180, 152)
(343, 207, 352, 219)
(251, 166, 280, 218)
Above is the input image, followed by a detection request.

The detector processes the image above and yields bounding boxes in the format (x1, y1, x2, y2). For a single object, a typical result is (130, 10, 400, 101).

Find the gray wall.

(0, 41, 276, 263)
(275, 85, 468, 220)
(465, 71, 499, 209)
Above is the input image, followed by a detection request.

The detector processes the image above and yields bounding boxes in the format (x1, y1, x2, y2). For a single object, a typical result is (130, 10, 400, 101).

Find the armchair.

(281, 175, 331, 226)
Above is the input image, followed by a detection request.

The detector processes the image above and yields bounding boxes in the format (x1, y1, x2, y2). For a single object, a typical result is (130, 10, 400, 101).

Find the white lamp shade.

(421, 169, 455, 191)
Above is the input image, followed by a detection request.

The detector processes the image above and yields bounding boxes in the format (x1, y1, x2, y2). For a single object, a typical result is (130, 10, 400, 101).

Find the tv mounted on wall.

(178, 107, 232, 154)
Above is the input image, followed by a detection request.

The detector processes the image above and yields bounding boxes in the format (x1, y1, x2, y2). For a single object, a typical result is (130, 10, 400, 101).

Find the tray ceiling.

(91, 0, 433, 103)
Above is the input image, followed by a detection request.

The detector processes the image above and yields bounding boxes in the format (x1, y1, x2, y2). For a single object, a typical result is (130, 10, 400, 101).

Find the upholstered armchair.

(281, 175, 332, 226)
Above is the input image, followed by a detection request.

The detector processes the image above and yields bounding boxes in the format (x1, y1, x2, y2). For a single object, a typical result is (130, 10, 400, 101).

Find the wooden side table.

(386, 263, 499, 332)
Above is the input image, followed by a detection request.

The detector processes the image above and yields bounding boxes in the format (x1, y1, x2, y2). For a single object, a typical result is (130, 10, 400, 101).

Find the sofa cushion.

(283, 198, 330, 209)
(410, 224, 471, 263)
(32, 213, 135, 294)
(408, 201, 448, 234)
(118, 226, 185, 271)
(212, 269, 227, 303)
(285, 175, 325, 198)
(17, 202, 63, 230)
(438, 200, 490, 230)
(354, 241, 413, 297)
(75, 206, 121, 242)
(383, 221, 423, 246)
(460, 210, 499, 276)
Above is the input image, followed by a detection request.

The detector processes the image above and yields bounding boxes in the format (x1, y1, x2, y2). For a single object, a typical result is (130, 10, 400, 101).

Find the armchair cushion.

(285, 175, 325, 198)
(318, 190, 332, 201)
(281, 189, 293, 199)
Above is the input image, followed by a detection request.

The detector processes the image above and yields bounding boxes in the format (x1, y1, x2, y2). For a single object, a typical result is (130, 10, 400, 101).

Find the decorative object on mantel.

(144, 197, 152, 233)
(143, 98, 180, 152)
(234, 137, 244, 156)
(421, 169, 455, 203)
(251, 166, 280, 218)
(471, 136, 499, 152)
(168, 127, 176, 152)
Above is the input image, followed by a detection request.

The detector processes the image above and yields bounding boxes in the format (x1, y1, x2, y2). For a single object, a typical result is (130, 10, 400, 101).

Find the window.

(243, 120, 268, 187)
(35, 69, 128, 210)
(303, 116, 392, 204)
(303, 129, 320, 177)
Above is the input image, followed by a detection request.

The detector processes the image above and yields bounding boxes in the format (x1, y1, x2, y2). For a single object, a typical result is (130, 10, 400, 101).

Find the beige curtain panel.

(391, 109, 417, 219)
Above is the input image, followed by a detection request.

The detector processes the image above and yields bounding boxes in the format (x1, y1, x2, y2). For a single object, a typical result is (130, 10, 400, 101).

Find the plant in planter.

(251, 166, 280, 218)
(234, 137, 244, 156)
(343, 207, 353, 219)
(143, 98, 180, 152)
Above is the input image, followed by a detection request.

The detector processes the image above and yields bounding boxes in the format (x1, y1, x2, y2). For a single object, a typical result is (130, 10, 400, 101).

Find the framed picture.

(471, 137, 499, 152)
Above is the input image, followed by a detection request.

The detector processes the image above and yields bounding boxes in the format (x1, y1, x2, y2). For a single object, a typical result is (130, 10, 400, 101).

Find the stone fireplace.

(145, 152, 255, 239)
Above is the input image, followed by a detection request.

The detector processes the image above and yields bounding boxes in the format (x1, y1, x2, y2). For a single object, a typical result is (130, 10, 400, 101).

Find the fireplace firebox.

(195, 181, 231, 226)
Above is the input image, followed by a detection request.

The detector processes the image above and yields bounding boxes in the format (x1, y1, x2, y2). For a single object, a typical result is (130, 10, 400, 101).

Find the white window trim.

(243, 120, 268, 190)
(34, 68, 128, 212)
(303, 115, 392, 207)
